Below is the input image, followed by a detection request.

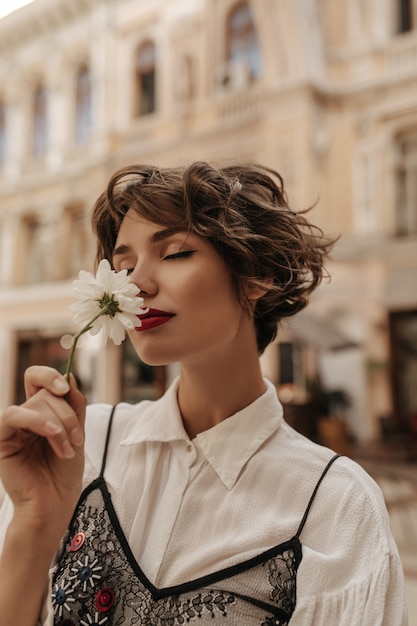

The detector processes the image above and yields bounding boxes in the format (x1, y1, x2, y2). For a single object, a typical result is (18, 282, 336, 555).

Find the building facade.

(0, 0, 416, 450)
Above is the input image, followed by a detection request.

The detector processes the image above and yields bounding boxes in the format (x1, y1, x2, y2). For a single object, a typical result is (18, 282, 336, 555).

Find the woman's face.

(112, 209, 256, 367)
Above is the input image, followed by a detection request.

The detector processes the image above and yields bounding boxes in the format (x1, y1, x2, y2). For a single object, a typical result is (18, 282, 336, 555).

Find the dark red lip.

(135, 308, 174, 331)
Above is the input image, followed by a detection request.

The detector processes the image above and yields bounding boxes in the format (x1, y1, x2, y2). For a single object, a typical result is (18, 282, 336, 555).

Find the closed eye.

(163, 250, 196, 261)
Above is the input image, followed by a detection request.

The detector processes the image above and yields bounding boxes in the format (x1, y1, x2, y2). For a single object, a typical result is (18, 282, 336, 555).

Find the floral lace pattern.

(52, 479, 301, 625)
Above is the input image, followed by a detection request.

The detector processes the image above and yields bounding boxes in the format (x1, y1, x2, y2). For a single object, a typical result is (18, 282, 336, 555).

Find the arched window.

(32, 83, 47, 156)
(226, 1, 262, 80)
(0, 100, 6, 166)
(134, 40, 156, 116)
(75, 65, 92, 144)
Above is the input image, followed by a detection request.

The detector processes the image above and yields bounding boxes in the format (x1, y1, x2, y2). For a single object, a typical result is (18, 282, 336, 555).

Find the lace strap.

(295, 453, 342, 538)
(99, 405, 117, 478)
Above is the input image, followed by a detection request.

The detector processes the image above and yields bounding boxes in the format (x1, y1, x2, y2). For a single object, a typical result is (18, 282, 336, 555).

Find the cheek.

(186, 273, 242, 327)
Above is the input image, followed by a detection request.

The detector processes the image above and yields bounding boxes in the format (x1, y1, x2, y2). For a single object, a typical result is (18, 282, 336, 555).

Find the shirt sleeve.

(0, 480, 13, 553)
(38, 580, 54, 626)
(290, 551, 407, 625)
(289, 456, 408, 625)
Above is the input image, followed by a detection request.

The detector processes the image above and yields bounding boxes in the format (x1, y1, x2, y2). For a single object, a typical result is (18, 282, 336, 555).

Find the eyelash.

(123, 250, 195, 274)
(163, 250, 195, 261)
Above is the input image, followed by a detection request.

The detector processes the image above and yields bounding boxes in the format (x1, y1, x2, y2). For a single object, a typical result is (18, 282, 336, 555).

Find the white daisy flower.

(64, 259, 147, 380)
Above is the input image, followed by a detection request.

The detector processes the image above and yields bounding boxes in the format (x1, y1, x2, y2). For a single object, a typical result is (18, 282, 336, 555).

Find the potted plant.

(306, 377, 351, 454)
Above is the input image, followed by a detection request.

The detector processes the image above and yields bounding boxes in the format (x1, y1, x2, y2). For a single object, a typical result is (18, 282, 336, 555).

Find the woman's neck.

(177, 344, 266, 440)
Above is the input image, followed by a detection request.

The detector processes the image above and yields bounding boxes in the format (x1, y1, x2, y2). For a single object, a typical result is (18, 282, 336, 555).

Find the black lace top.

(52, 407, 340, 626)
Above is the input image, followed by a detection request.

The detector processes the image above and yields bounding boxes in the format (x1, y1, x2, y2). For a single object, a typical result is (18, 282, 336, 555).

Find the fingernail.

(53, 378, 70, 393)
(45, 421, 63, 435)
(62, 440, 76, 459)
(70, 427, 83, 446)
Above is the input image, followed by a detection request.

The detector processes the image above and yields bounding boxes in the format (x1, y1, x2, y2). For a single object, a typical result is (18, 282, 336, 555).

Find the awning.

(288, 311, 359, 351)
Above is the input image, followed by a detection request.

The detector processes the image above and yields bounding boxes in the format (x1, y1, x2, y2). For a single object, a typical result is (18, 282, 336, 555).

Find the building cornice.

(0, 0, 107, 52)
(332, 234, 417, 264)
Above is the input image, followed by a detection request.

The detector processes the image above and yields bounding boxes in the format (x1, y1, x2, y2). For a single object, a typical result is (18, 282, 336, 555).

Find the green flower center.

(99, 292, 121, 317)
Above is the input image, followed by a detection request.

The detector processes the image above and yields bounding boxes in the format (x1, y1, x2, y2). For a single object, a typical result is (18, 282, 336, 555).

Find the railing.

(216, 92, 261, 124)
(385, 34, 417, 79)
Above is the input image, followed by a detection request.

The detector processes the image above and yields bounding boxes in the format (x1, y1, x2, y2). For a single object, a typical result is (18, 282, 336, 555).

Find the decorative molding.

(0, 0, 104, 52)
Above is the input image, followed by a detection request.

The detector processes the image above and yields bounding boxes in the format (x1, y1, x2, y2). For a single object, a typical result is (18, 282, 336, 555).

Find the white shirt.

(0, 378, 408, 624)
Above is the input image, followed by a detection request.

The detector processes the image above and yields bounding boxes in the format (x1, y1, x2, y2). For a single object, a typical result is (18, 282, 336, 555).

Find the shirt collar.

(120, 378, 189, 444)
(195, 380, 282, 488)
(121, 378, 282, 489)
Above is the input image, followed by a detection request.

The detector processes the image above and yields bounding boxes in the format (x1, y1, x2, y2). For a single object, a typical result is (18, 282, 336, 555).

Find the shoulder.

(311, 454, 391, 540)
(269, 422, 393, 548)
(280, 420, 384, 498)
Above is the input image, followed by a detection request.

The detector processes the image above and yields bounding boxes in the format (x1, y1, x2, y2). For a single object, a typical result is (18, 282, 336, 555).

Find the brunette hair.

(92, 161, 335, 354)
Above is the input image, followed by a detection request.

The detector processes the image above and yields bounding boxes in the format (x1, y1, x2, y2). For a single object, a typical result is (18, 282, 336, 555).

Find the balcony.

(386, 33, 417, 79)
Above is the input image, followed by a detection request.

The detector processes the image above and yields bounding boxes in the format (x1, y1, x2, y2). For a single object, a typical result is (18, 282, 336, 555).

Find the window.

(75, 65, 92, 144)
(389, 310, 417, 441)
(278, 342, 297, 385)
(397, 0, 413, 33)
(394, 132, 417, 236)
(21, 216, 49, 284)
(134, 41, 156, 116)
(226, 1, 262, 81)
(32, 83, 47, 156)
(0, 100, 6, 166)
(60, 205, 89, 279)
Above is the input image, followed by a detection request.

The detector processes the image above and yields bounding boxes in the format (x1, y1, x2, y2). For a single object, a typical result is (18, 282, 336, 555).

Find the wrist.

(0, 517, 60, 626)
(10, 508, 68, 549)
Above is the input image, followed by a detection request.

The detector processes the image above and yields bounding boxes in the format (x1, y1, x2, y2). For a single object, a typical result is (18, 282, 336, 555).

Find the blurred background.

(0, 0, 416, 619)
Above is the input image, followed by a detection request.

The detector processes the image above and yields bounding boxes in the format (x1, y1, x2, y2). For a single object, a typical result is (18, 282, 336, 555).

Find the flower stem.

(65, 308, 108, 382)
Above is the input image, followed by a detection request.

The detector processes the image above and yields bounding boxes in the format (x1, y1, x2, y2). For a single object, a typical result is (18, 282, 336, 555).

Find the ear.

(244, 277, 273, 302)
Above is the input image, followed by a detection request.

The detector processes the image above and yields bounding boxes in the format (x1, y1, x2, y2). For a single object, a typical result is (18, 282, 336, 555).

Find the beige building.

(0, 0, 416, 452)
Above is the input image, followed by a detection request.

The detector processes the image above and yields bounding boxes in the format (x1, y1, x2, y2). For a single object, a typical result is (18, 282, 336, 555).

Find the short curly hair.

(92, 161, 335, 354)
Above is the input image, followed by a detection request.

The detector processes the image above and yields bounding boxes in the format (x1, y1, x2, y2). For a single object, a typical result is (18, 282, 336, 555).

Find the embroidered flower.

(70, 554, 103, 592)
(52, 578, 77, 617)
(64, 259, 147, 380)
(80, 612, 108, 626)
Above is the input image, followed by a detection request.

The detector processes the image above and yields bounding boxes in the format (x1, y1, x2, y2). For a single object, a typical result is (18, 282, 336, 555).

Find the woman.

(0, 162, 407, 625)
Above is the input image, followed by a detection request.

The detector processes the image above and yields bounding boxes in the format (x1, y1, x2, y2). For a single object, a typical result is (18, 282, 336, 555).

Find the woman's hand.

(0, 368, 86, 626)
(0, 366, 86, 531)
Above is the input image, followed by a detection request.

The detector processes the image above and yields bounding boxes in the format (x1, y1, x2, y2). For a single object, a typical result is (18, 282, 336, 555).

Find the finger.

(0, 405, 76, 460)
(28, 388, 85, 455)
(23, 372, 85, 456)
(24, 366, 70, 401)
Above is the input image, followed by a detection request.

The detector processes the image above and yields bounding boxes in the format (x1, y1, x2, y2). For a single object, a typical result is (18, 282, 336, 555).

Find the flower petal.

(70, 260, 147, 346)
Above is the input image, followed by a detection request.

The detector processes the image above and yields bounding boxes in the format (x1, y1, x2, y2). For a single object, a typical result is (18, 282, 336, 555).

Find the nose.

(129, 259, 158, 297)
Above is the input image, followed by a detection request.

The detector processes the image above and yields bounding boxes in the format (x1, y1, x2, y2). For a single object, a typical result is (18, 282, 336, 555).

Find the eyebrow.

(112, 226, 187, 258)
